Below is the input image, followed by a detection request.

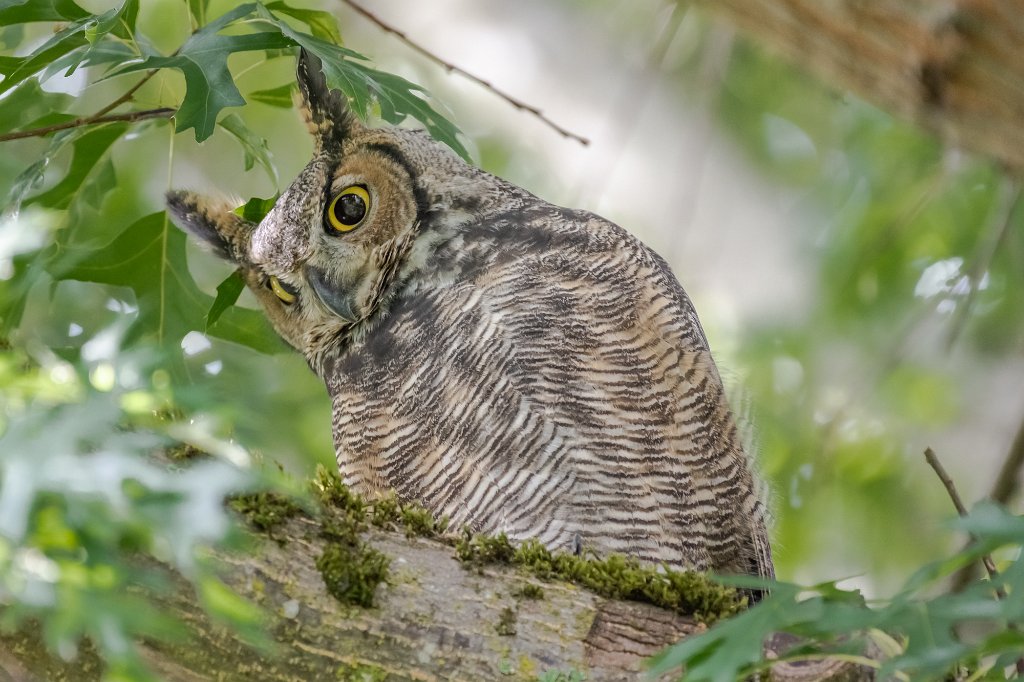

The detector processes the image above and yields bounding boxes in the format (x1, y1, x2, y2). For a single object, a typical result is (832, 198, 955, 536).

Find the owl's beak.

(305, 264, 358, 323)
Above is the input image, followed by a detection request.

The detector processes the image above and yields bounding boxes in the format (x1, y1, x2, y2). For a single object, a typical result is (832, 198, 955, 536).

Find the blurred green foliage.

(1, 0, 1022, 679)
(652, 502, 1024, 681)
(0, 0, 467, 677)
(0, 324, 266, 680)
(668, 37, 1024, 588)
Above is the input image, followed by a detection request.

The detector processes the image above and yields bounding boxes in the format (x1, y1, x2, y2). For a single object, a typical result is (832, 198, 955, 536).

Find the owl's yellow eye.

(269, 276, 296, 304)
(326, 185, 370, 232)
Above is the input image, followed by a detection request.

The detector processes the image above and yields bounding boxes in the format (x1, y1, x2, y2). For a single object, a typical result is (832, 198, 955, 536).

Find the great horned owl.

(168, 50, 774, 583)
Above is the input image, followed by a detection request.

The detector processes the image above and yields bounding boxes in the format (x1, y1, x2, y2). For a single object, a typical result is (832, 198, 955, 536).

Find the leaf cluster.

(651, 502, 1024, 681)
(0, 2, 471, 676)
(0, 0, 467, 364)
(0, 342, 264, 680)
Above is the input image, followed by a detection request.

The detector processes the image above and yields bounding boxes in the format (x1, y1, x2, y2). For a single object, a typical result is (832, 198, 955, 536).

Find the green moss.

(316, 540, 389, 608)
(312, 465, 365, 519)
(310, 468, 735, 621)
(368, 492, 400, 527)
(496, 605, 517, 636)
(314, 467, 447, 539)
(311, 468, 392, 608)
(368, 491, 448, 538)
(399, 504, 448, 537)
(456, 532, 516, 565)
(513, 583, 545, 600)
(229, 491, 304, 537)
(518, 654, 536, 677)
(457, 534, 741, 623)
(166, 442, 205, 461)
(335, 662, 388, 681)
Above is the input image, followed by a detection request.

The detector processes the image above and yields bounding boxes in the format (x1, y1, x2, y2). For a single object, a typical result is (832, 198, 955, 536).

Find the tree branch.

(949, 404, 1024, 593)
(0, 69, 170, 144)
(90, 69, 161, 121)
(336, 0, 590, 146)
(924, 448, 1024, 676)
(0, 515, 867, 681)
(924, 447, 1002, 588)
(0, 107, 175, 143)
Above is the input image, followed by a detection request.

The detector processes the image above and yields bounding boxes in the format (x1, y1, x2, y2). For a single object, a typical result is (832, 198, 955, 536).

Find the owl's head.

(168, 50, 523, 369)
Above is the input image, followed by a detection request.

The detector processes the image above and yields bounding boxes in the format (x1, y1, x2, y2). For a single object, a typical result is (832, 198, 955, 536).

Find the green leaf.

(0, 24, 24, 50)
(0, 78, 72, 135)
(41, 40, 138, 83)
(253, 5, 470, 159)
(217, 113, 278, 185)
(233, 195, 278, 223)
(0, 0, 89, 24)
(248, 82, 294, 108)
(264, 0, 342, 44)
(186, 0, 209, 27)
(3, 125, 118, 215)
(650, 582, 809, 682)
(0, 209, 61, 333)
(206, 271, 244, 329)
(0, 24, 88, 95)
(59, 212, 281, 355)
(29, 123, 127, 211)
(0, 1, 137, 93)
(111, 4, 291, 141)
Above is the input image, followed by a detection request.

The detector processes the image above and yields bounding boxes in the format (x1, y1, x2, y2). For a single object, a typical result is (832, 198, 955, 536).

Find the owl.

(168, 50, 774, 585)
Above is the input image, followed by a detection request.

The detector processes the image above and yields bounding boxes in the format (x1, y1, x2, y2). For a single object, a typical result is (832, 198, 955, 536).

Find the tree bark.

(696, 0, 1024, 173)
(0, 516, 870, 681)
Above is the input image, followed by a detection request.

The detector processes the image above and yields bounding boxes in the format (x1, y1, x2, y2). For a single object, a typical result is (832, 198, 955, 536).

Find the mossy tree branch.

(0, 474, 872, 681)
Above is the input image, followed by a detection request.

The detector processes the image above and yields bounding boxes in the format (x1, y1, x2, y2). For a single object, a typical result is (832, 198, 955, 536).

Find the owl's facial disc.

(292, 147, 420, 326)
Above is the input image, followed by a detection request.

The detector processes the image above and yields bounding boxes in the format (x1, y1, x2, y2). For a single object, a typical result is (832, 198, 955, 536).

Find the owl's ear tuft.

(166, 190, 252, 263)
(296, 48, 357, 144)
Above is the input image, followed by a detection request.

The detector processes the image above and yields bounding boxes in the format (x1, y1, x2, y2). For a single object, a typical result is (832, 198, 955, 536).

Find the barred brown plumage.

(167, 49, 774, 585)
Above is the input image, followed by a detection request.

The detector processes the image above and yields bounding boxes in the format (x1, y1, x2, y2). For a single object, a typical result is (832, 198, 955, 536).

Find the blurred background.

(4, 0, 1023, 598)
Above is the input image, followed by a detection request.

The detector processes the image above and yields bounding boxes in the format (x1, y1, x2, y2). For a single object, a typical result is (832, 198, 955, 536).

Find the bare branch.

(0, 68, 170, 144)
(336, 0, 590, 146)
(924, 448, 1004, 596)
(0, 108, 175, 143)
(949, 394, 1024, 598)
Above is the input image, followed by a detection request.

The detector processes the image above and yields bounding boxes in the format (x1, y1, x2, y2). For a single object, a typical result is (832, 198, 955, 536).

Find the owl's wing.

(331, 208, 773, 579)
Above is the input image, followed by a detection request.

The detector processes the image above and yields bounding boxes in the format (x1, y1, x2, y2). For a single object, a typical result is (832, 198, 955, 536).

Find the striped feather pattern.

(327, 202, 773, 580)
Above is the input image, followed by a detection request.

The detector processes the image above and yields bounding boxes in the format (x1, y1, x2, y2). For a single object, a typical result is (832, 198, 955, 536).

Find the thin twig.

(953, 408, 1024, 593)
(0, 107, 175, 142)
(924, 448, 1004, 595)
(336, 0, 589, 146)
(925, 448, 1024, 676)
(0, 69, 169, 143)
(91, 69, 161, 121)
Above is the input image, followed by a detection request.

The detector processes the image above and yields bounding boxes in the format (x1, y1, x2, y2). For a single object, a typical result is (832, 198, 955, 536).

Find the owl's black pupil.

(333, 192, 366, 226)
